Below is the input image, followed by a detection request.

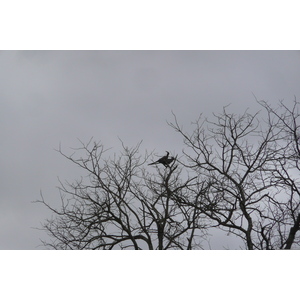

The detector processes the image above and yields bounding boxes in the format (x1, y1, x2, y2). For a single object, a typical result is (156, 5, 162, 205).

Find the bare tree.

(39, 100, 300, 250)
(38, 139, 207, 249)
(169, 100, 300, 249)
(258, 99, 300, 249)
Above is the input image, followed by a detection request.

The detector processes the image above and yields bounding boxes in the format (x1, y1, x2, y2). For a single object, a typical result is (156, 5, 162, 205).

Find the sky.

(1, 50, 300, 249)
(1, 2, 300, 300)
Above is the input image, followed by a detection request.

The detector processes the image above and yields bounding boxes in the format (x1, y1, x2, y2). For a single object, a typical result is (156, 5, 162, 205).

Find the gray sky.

(1, 50, 300, 249)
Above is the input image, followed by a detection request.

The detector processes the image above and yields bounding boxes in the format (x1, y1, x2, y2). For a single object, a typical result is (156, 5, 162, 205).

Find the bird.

(148, 151, 175, 167)
(164, 156, 175, 166)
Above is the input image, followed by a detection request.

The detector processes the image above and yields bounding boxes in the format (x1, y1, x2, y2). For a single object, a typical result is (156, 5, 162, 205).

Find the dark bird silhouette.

(148, 151, 175, 167)
(164, 156, 175, 165)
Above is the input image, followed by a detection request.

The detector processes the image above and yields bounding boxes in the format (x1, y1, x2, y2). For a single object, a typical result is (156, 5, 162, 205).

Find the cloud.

(1, 50, 300, 249)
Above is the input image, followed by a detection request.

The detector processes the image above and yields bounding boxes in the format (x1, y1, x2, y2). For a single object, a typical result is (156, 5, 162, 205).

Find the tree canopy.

(38, 100, 300, 249)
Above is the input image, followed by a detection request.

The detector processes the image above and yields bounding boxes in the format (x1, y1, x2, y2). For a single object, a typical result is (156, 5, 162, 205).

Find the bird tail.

(148, 162, 157, 165)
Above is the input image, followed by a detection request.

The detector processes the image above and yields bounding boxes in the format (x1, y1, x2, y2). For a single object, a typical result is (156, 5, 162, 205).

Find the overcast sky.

(1, 50, 300, 249)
